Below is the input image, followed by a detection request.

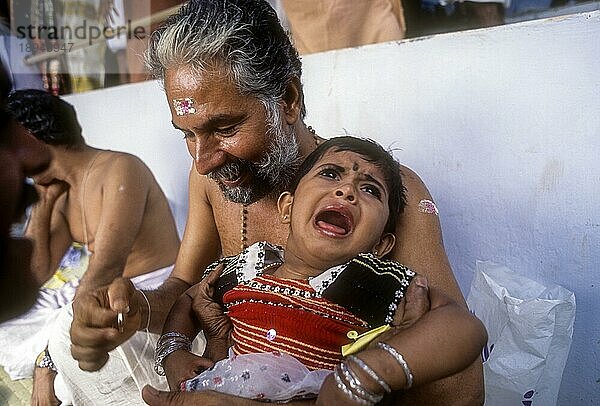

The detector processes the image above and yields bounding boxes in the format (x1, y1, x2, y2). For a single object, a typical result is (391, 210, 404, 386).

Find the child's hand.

(191, 265, 233, 360)
(163, 349, 214, 391)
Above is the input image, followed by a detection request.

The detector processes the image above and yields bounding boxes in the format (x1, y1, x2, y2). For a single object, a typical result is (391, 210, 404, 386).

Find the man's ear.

(277, 192, 294, 224)
(282, 77, 303, 125)
(372, 233, 396, 258)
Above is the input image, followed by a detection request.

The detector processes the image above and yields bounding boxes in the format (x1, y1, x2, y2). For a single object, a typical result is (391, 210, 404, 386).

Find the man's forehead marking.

(172, 97, 197, 116)
(352, 162, 359, 171)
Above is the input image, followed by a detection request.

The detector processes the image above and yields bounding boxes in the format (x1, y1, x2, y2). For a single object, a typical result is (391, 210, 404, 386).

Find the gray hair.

(145, 0, 305, 118)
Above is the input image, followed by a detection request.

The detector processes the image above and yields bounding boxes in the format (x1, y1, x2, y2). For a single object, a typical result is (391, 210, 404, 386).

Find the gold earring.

(373, 250, 378, 256)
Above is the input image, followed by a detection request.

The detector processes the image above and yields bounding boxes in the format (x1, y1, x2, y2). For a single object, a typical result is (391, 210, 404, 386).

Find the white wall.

(66, 11, 600, 403)
(300, 12, 600, 402)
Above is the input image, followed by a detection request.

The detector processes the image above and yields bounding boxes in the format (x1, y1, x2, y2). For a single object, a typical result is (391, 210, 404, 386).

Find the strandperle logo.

(15, 20, 147, 47)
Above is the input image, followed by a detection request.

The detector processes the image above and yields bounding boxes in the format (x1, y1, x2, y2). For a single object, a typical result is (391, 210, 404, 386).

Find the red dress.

(225, 274, 368, 370)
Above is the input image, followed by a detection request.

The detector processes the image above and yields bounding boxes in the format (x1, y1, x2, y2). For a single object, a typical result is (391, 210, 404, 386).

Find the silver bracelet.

(377, 342, 413, 389)
(347, 355, 392, 393)
(333, 365, 373, 405)
(154, 332, 192, 376)
(339, 361, 384, 404)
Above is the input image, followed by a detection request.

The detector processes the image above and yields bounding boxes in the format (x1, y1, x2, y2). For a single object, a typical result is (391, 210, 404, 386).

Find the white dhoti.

(49, 266, 176, 405)
(0, 280, 80, 380)
(0, 244, 89, 380)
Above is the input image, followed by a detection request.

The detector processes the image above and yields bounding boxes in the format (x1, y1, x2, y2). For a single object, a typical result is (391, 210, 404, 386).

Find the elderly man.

(57, 0, 483, 404)
(1, 89, 180, 405)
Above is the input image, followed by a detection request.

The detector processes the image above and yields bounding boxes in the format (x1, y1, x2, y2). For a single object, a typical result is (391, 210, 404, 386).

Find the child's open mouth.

(314, 206, 354, 237)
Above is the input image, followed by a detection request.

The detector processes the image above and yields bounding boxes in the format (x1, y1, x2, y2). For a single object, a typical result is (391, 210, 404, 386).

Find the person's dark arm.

(141, 386, 316, 405)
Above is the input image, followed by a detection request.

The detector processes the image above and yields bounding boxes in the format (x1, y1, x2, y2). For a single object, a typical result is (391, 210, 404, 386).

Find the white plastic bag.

(466, 261, 576, 406)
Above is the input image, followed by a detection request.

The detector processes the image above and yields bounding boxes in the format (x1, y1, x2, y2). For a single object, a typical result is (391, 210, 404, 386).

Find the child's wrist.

(353, 346, 408, 392)
(345, 356, 389, 395)
(154, 332, 193, 376)
(163, 348, 192, 373)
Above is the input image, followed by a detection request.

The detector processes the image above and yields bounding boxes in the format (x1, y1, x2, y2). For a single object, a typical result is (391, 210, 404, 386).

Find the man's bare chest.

(61, 191, 100, 247)
(212, 198, 289, 257)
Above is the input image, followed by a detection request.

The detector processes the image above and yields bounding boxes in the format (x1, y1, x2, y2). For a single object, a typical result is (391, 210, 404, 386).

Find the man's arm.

(316, 279, 487, 405)
(141, 386, 316, 406)
(26, 183, 72, 405)
(75, 156, 151, 293)
(389, 166, 484, 405)
(391, 166, 462, 302)
(141, 168, 222, 333)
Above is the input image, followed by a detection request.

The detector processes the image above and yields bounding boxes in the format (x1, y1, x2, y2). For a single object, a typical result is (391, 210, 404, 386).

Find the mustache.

(208, 158, 254, 182)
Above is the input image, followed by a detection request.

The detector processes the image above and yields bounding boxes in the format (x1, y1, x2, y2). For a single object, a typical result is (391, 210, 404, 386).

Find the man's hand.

(392, 274, 430, 328)
(190, 266, 232, 361)
(36, 180, 68, 206)
(70, 277, 143, 371)
(25, 180, 70, 287)
(370, 274, 431, 345)
(163, 349, 215, 391)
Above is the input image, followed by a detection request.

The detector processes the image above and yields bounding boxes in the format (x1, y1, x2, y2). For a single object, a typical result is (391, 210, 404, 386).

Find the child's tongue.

(317, 220, 346, 235)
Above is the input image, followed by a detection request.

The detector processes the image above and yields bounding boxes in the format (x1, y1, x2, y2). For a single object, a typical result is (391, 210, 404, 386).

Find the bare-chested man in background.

(1, 89, 180, 405)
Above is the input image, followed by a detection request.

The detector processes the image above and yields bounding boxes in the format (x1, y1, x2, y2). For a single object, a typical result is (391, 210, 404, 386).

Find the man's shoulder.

(101, 150, 143, 164)
(398, 163, 417, 181)
(397, 163, 431, 200)
(83, 151, 160, 194)
(95, 150, 149, 175)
